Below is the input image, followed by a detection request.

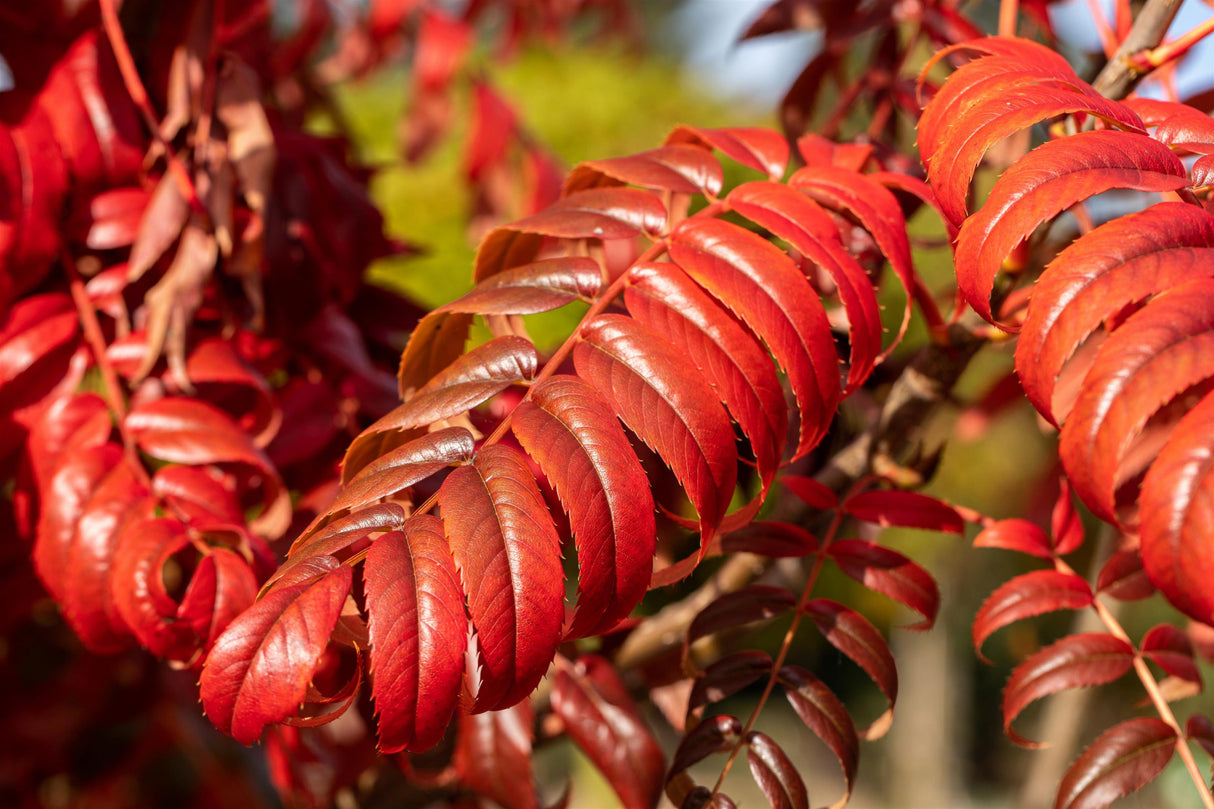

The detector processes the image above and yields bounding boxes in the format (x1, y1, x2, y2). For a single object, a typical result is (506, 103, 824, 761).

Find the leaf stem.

(1056, 558, 1214, 808)
(98, 0, 210, 223)
(710, 494, 851, 797)
(1091, 0, 1186, 99)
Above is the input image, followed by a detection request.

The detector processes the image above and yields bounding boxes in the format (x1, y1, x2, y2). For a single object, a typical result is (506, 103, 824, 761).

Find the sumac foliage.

(5, 1, 1214, 809)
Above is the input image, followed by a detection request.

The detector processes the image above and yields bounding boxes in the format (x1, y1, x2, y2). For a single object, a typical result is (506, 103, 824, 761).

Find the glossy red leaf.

(179, 546, 260, 657)
(183, 338, 280, 447)
(746, 731, 809, 809)
(927, 86, 1144, 226)
(347, 335, 537, 480)
(125, 396, 290, 538)
(278, 503, 407, 587)
(475, 188, 667, 281)
(1051, 479, 1086, 556)
(973, 571, 1093, 663)
(1060, 279, 1214, 526)
(200, 564, 353, 744)
(669, 217, 840, 459)
(33, 442, 124, 602)
(564, 145, 724, 196)
(1096, 547, 1155, 601)
(726, 180, 883, 390)
(665, 126, 790, 180)
(781, 475, 839, 511)
(1125, 97, 1214, 151)
(553, 656, 665, 809)
(437, 258, 603, 316)
(1055, 718, 1176, 809)
(395, 311, 476, 398)
(62, 460, 151, 652)
(574, 314, 736, 578)
(1140, 391, 1214, 623)
(1003, 633, 1134, 747)
(365, 515, 467, 753)
(329, 427, 474, 518)
(973, 518, 1054, 559)
(778, 665, 858, 809)
(829, 539, 940, 630)
(512, 375, 654, 638)
(954, 130, 1188, 327)
(110, 516, 197, 660)
(151, 464, 245, 527)
(1140, 624, 1201, 684)
(438, 445, 564, 711)
(454, 701, 539, 809)
(787, 167, 918, 355)
(803, 599, 897, 739)
(625, 261, 787, 494)
(1015, 204, 1214, 423)
(0, 293, 79, 397)
(842, 490, 965, 534)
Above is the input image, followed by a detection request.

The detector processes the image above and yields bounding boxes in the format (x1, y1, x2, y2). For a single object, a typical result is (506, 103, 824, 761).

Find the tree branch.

(1091, 0, 1185, 99)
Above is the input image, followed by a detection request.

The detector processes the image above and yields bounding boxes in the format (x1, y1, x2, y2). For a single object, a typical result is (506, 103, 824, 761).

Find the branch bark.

(1091, 0, 1185, 99)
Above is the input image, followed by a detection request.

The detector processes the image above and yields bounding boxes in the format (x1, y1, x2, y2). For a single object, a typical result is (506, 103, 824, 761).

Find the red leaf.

(745, 732, 809, 809)
(842, 490, 965, 534)
(670, 217, 840, 459)
(152, 464, 245, 527)
(179, 546, 260, 657)
(787, 167, 919, 357)
(1055, 718, 1176, 809)
(973, 571, 1093, 663)
(1015, 203, 1214, 424)
(1187, 715, 1214, 758)
(1140, 391, 1214, 623)
(953, 130, 1188, 327)
(0, 293, 79, 400)
(803, 599, 897, 739)
(1140, 624, 1202, 684)
(438, 257, 603, 316)
(553, 656, 665, 809)
(464, 80, 517, 183)
(1060, 279, 1214, 526)
(574, 314, 737, 579)
(780, 475, 839, 511)
(1002, 633, 1134, 747)
(974, 518, 1054, 559)
(475, 188, 667, 281)
(1096, 547, 1155, 601)
(125, 396, 290, 538)
(348, 335, 536, 480)
(110, 516, 198, 660)
(687, 651, 773, 719)
(669, 714, 744, 778)
(33, 442, 124, 602)
(1051, 479, 1086, 556)
(200, 565, 353, 744)
(394, 311, 475, 398)
(454, 701, 539, 809)
(829, 539, 940, 630)
(720, 521, 818, 558)
(183, 338, 280, 448)
(512, 375, 655, 638)
(778, 665, 858, 809)
(665, 126, 790, 180)
(564, 145, 724, 197)
(687, 587, 797, 652)
(365, 515, 467, 753)
(438, 445, 564, 711)
(278, 504, 407, 587)
(726, 180, 883, 391)
(625, 262, 787, 494)
(926, 85, 1143, 226)
(329, 427, 475, 518)
(62, 459, 150, 652)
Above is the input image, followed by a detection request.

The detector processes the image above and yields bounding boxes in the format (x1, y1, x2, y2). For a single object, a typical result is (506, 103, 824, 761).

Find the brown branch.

(1091, 0, 1185, 99)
